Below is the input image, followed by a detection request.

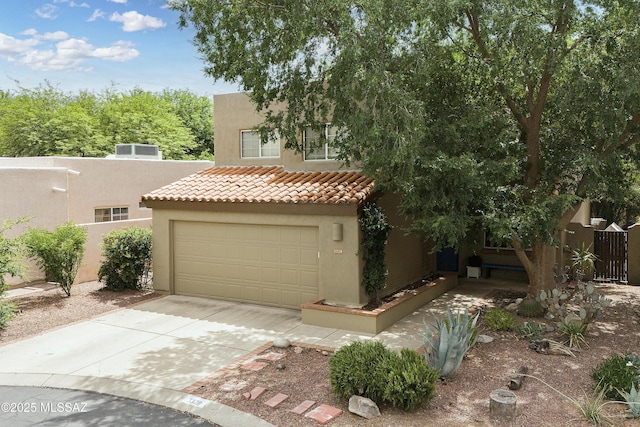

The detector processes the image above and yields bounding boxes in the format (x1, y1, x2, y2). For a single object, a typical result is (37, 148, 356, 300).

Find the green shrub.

(329, 340, 392, 404)
(359, 202, 392, 300)
(23, 222, 87, 296)
(0, 300, 15, 329)
(422, 308, 479, 377)
(591, 354, 639, 400)
(559, 319, 587, 349)
(329, 341, 437, 411)
(383, 348, 438, 411)
(514, 321, 546, 339)
(98, 227, 152, 291)
(485, 308, 516, 331)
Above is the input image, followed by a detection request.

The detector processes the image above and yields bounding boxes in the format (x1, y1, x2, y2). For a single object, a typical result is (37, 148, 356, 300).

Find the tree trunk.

(513, 240, 556, 298)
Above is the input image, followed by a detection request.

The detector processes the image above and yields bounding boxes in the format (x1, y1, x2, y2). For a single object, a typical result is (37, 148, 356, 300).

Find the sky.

(0, 0, 241, 98)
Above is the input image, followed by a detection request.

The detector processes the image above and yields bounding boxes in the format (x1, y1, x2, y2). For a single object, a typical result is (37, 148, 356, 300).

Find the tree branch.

(463, 10, 528, 130)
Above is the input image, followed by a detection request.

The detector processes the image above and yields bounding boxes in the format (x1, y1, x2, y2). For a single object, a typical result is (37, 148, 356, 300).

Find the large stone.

(272, 338, 290, 348)
(476, 334, 494, 344)
(348, 395, 380, 419)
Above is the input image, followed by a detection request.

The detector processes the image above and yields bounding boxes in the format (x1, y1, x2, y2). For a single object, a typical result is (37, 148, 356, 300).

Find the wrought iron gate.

(593, 230, 628, 282)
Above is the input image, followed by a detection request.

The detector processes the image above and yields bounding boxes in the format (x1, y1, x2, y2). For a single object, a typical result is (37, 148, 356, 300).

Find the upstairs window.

(304, 125, 339, 161)
(95, 207, 129, 222)
(240, 130, 280, 158)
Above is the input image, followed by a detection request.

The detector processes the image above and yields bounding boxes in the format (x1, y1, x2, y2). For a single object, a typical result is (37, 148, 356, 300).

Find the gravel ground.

(3, 281, 640, 426)
(0, 281, 161, 345)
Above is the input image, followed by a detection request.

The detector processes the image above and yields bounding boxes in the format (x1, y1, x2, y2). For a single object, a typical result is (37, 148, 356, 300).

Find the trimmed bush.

(98, 227, 152, 291)
(329, 340, 392, 404)
(383, 348, 438, 411)
(591, 354, 640, 400)
(329, 341, 437, 411)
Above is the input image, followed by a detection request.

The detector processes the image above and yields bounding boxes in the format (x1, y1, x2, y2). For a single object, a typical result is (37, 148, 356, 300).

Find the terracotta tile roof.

(142, 166, 376, 205)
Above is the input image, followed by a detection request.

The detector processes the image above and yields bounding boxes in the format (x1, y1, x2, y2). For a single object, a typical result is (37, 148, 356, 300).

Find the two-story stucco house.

(143, 93, 441, 315)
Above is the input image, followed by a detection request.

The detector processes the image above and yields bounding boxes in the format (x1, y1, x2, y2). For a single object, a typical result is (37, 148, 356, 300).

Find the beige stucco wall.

(0, 156, 213, 286)
(378, 193, 434, 293)
(148, 203, 368, 306)
(214, 92, 347, 171)
(75, 218, 153, 284)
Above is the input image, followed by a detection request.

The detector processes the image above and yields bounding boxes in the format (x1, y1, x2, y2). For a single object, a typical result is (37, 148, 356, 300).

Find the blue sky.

(0, 0, 240, 97)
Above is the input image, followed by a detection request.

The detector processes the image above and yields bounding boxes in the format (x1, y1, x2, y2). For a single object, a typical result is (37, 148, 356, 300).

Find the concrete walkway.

(0, 279, 526, 426)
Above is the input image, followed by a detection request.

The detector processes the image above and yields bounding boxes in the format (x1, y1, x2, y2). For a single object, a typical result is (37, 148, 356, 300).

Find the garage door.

(173, 221, 319, 309)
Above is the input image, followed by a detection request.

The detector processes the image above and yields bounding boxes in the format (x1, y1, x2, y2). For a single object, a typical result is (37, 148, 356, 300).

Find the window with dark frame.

(95, 207, 129, 223)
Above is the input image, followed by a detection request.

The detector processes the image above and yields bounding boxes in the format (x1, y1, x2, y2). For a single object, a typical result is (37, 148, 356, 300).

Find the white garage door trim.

(172, 221, 319, 309)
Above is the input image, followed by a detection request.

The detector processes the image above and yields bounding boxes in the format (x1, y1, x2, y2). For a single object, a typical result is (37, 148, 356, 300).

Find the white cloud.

(0, 30, 139, 71)
(87, 9, 105, 22)
(41, 31, 70, 41)
(35, 4, 58, 19)
(110, 11, 166, 32)
(108, 0, 128, 4)
(54, 0, 90, 7)
(93, 41, 139, 61)
(0, 34, 40, 57)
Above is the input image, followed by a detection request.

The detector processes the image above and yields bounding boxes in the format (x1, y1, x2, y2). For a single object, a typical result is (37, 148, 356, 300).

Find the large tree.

(172, 0, 640, 296)
(0, 85, 213, 159)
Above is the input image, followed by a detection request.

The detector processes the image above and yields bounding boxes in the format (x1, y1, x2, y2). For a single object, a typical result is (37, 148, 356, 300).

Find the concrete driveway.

(0, 280, 520, 426)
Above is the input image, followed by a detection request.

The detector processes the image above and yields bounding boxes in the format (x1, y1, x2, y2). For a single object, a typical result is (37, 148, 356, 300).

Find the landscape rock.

(272, 338, 291, 348)
(476, 334, 494, 344)
(505, 303, 519, 312)
(348, 395, 381, 419)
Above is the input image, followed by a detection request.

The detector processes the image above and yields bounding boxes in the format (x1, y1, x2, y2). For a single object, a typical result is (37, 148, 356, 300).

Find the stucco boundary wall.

(565, 222, 640, 285)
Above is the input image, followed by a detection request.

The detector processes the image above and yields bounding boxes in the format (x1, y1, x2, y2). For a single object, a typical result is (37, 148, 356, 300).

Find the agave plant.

(421, 308, 479, 378)
(620, 384, 640, 418)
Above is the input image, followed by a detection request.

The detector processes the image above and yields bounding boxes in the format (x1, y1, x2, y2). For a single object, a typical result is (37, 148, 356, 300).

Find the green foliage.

(98, 89, 196, 159)
(98, 227, 152, 291)
(620, 384, 640, 419)
(514, 322, 546, 340)
(518, 297, 544, 318)
(0, 218, 25, 329)
(0, 84, 211, 159)
(382, 348, 438, 412)
(484, 308, 515, 331)
(0, 300, 15, 329)
(329, 341, 437, 411)
(22, 222, 87, 297)
(570, 243, 598, 278)
(0, 218, 27, 288)
(359, 202, 392, 299)
(591, 354, 640, 400)
(422, 308, 479, 378)
(329, 340, 395, 404)
(559, 320, 587, 349)
(172, 0, 640, 296)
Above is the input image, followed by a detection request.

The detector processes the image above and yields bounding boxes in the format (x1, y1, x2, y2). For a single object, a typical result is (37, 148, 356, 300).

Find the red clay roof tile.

(142, 166, 375, 205)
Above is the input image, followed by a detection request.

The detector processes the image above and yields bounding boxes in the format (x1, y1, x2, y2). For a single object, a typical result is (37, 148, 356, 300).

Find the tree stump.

(490, 389, 517, 423)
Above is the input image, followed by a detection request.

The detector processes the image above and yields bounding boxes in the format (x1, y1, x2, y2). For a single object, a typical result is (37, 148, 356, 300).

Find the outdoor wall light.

(332, 223, 343, 241)
(52, 187, 67, 193)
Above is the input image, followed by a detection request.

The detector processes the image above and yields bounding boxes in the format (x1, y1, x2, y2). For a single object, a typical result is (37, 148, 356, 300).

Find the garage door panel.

(173, 222, 319, 309)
